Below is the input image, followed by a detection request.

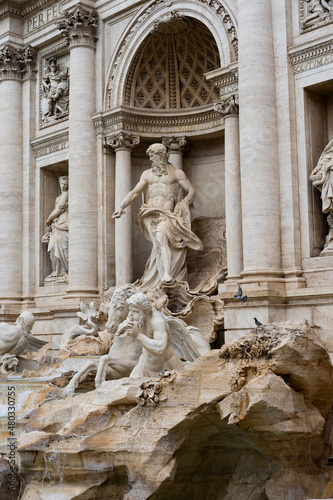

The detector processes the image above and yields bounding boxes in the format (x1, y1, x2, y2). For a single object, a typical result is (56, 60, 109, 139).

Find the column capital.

(214, 94, 239, 117)
(162, 136, 189, 155)
(105, 132, 140, 152)
(0, 44, 37, 82)
(56, 4, 98, 49)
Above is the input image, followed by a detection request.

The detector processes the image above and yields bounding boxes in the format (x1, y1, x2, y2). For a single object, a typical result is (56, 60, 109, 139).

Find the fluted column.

(215, 95, 243, 281)
(238, 0, 281, 280)
(0, 45, 36, 301)
(57, 5, 98, 295)
(105, 133, 140, 286)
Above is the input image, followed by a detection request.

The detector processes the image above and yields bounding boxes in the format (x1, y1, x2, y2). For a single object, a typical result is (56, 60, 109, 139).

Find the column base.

(240, 268, 284, 283)
(65, 287, 99, 300)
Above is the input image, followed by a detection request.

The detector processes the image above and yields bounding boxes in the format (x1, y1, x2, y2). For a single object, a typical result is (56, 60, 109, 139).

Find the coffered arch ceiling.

(124, 17, 220, 110)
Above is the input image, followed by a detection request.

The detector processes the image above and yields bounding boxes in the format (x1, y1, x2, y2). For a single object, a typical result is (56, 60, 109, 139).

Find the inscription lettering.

(294, 54, 333, 74)
(26, 2, 63, 33)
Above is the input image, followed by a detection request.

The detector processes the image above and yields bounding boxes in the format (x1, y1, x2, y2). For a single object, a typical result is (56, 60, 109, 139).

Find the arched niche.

(105, 0, 237, 110)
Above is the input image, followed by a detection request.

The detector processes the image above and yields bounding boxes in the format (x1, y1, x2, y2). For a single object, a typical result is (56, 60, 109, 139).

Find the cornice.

(93, 105, 223, 138)
(0, 0, 58, 20)
(289, 38, 333, 74)
(31, 130, 69, 158)
(205, 65, 238, 97)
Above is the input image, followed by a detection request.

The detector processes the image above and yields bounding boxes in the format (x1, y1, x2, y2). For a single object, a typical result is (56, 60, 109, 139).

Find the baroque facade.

(0, 0, 333, 354)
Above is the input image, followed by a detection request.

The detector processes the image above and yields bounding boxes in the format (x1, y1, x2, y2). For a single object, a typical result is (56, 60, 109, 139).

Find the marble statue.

(60, 302, 99, 348)
(41, 57, 69, 122)
(113, 143, 203, 291)
(310, 138, 333, 254)
(63, 285, 210, 395)
(0, 312, 46, 374)
(302, 0, 333, 29)
(41, 175, 69, 281)
(116, 292, 183, 377)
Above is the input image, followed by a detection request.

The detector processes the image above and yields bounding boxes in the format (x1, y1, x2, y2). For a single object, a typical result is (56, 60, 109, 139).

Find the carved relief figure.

(41, 175, 69, 281)
(310, 139, 333, 254)
(113, 143, 203, 291)
(302, 0, 333, 29)
(41, 57, 69, 122)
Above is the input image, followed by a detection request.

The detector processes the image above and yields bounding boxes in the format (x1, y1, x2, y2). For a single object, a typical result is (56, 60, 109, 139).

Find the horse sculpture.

(63, 283, 210, 396)
(63, 284, 139, 396)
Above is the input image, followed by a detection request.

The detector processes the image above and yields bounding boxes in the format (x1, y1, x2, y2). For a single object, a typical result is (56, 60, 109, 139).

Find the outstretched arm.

(112, 174, 148, 219)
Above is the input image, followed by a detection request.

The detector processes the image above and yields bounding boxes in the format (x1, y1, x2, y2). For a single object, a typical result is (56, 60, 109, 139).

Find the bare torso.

(145, 166, 179, 212)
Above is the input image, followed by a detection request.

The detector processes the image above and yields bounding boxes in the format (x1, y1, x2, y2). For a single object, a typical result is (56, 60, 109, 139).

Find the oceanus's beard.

(151, 157, 167, 176)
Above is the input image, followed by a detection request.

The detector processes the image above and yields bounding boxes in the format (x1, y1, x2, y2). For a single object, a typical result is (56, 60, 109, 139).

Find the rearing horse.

(63, 284, 141, 396)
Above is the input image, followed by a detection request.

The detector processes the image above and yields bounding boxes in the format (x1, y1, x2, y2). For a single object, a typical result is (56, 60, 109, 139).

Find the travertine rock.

(17, 322, 333, 500)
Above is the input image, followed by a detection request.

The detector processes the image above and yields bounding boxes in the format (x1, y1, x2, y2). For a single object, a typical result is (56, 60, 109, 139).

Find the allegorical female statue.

(41, 175, 69, 281)
(310, 139, 333, 255)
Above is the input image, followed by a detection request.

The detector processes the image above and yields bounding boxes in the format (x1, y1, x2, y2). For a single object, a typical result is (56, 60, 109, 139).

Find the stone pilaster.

(57, 5, 98, 296)
(238, 0, 282, 281)
(0, 44, 36, 304)
(105, 133, 140, 286)
(22, 46, 38, 302)
(214, 95, 243, 282)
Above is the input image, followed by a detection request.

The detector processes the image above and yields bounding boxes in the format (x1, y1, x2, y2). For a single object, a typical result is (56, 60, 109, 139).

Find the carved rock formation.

(17, 321, 333, 499)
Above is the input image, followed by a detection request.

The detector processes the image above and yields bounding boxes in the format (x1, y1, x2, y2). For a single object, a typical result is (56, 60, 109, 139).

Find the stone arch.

(125, 17, 221, 110)
(105, 0, 237, 109)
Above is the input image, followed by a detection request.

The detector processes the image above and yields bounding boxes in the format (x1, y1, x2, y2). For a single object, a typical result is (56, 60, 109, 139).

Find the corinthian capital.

(0, 44, 37, 81)
(105, 133, 140, 152)
(162, 136, 188, 154)
(56, 4, 98, 48)
(214, 94, 239, 117)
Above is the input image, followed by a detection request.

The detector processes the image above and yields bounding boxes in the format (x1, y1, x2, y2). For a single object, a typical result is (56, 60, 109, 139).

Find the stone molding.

(0, 0, 59, 20)
(205, 65, 238, 98)
(0, 44, 37, 81)
(56, 4, 98, 48)
(290, 38, 333, 74)
(105, 132, 140, 152)
(31, 131, 69, 158)
(94, 105, 223, 139)
(299, 0, 333, 33)
(162, 136, 188, 154)
(214, 94, 239, 117)
(0, 2, 22, 20)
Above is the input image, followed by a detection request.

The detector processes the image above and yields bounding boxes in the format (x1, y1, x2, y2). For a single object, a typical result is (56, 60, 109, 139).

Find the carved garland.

(107, 0, 237, 108)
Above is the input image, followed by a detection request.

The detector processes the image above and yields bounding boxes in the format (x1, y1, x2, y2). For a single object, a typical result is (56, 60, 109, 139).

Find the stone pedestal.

(105, 133, 140, 286)
(57, 6, 99, 297)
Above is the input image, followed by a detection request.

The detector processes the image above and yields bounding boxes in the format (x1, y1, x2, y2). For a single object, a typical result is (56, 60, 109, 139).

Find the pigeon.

(254, 317, 262, 326)
(234, 286, 247, 302)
